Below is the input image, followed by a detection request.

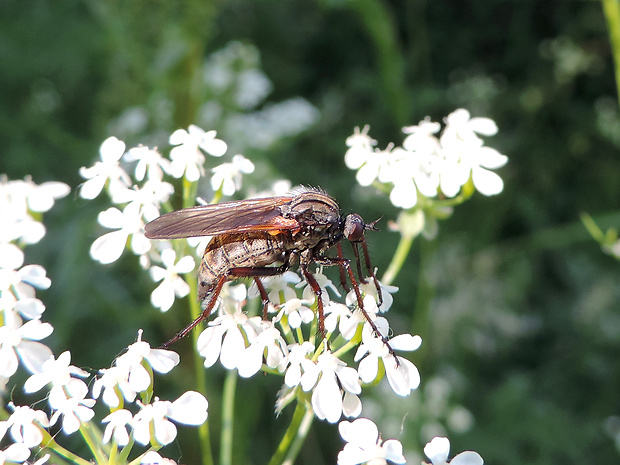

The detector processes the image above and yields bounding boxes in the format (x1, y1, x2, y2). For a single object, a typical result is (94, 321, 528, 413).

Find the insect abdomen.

(197, 233, 289, 300)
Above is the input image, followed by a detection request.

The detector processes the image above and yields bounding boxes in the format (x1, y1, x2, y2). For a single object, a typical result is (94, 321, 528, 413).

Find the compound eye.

(344, 214, 365, 241)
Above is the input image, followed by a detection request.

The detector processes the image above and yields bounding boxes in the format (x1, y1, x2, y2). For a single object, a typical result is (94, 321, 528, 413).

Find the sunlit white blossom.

(141, 450, 177, 465)
(0, 264, 50, 323)
(355, 324, 422, 396)
(0, 176, 69, 246)
(93, 334, 180, 408)
(423, 436, 484, 465)
(14, 177, 70, 214)
(345, 110, 507, 208)
(0, 443, 30, 463)
(284, 341, 315, 388)
(1, 404, 49, 448)
(250, 271, 301, 304)
(149, 249, 195, 311)
(442, 108, 498, 142)
(90, 202, 150, 264)
(124, 146, 172, 182)
(274, 297, 315, 328)
(0, 243, 25, 270)
(102, 409, 133, 445)
(301, 351, 361, 423)
(132, 392, 208, 446)
(169, 125, 228, 181)
(197, 308, 258, 370)
(24, 351, 89, 395)
(79, 136, 131, 200)
(344, 125, 377, 171)
(358, 277, 398, 314)
(211, 154, 255, 196)
(237, 320, 288, 378)
(110, 179, 174, 223)
(337, 418, 406, 465)
(48, 379, 96, 435)
(0, 319, 54, 377)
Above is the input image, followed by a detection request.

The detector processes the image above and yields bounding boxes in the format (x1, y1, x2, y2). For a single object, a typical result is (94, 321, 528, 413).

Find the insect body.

(145, 188, 382, 348)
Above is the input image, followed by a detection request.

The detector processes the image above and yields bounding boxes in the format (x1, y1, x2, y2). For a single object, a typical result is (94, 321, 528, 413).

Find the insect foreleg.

(336, 243, 351, 294)
(350, 242, 365, 286)
(359, 237, 383, 306)
(316, 256, 397, 362)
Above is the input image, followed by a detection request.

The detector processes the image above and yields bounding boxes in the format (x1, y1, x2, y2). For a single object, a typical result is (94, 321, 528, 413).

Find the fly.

(144, 188, 385, 349)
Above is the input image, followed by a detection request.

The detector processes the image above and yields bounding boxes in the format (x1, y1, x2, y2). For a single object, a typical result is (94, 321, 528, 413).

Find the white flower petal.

(389, 334, 422, 351)
(154, 418, 177, 445)
(451, 451, 484, 465)
(312, 375, 342, 423)
(472, 167, 504, 196)
(167, 391, 208, 425)
(424, 436, 450, 464)
(145, 349, 180, 374)
(90, 231, 128, 264)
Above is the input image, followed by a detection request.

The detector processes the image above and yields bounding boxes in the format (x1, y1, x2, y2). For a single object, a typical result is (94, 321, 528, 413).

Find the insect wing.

(145, 196, 298, 239)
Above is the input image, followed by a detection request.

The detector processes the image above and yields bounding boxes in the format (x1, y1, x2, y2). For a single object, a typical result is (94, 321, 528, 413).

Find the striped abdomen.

(197, 232, 291, 300)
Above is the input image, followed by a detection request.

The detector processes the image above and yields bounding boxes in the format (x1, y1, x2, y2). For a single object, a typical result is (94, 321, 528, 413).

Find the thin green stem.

(381, 233, 414, 286)
(347, 0, 410, 126)
(580, 211, 605, 242)
(187, 275, 213, 465)
(41, 434, 94, 465)
(602, 0, 620, 107)
(267, 399, 313, 465)
(179, 174, 213, 465)
(220, 369, 237, 465)
(118, 437, 135, 463)
(409, 237, 435, 370)
(282, 406, 315, 464)
(78, 422, 108, 465)
(331, 325, 363, 360)
(183, 177, 199, 209)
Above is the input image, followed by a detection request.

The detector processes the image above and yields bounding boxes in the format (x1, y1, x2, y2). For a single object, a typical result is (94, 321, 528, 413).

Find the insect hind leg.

(161, 275, 228, 349)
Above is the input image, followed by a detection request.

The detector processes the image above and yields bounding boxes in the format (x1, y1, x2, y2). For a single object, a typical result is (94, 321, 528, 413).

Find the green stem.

(187, 275, 213, 465)
(381, 233, 414, 286)
(220, 369, 237, 465)
(347, 0, 410, 126)
(410, 237, 435, 370)
(42, 435, 94, 465)
(267, 399, 313, 465)
(332, 325, 363, 360)
(180, 175, 213, 465)
(580, 211, 605, 242)
(183, 177, 199, 209)
(282, 406, 315, 464)
(602, 0, 620, 107)
(79, 422, 108, 465)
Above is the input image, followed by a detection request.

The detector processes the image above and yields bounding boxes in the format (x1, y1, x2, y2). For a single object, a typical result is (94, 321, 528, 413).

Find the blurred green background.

(2, 0, 620, 464)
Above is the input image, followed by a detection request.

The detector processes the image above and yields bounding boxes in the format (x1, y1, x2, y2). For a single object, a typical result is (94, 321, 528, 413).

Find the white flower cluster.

(75, 124, 489, 464)
(193, 272, 421, 419)
(1, 335, 207, 464)
(345, 109, 508, 209)
(0, 177, 207, 464)
(79, 126, 254, 311)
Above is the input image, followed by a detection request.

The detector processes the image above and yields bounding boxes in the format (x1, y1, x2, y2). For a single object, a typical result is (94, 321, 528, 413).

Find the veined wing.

(144, 196, 298, 239)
